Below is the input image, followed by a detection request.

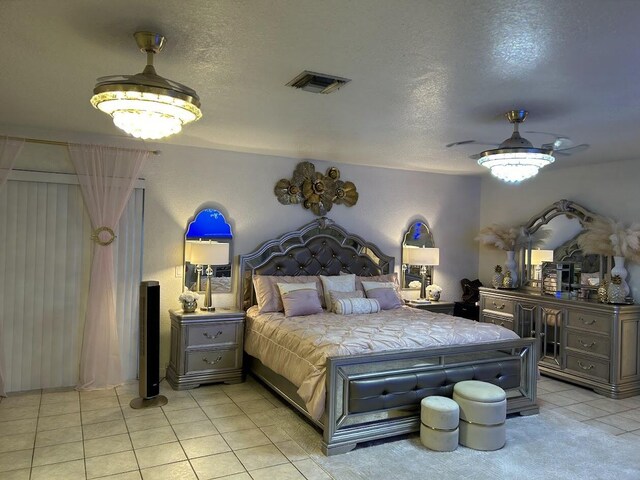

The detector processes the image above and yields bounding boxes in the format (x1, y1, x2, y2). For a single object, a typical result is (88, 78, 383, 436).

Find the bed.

(239, 218, 538, 455)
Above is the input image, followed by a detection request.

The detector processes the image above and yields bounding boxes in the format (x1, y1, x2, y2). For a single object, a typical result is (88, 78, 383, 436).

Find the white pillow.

(319, 274, 356, 309)
(334, 298, 380, 315)
(360, 281, 397, 291)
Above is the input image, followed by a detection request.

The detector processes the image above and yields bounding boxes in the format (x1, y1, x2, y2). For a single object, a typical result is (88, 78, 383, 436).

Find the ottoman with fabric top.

(453, 380, 506, 451)
(419, 396, 459, 452)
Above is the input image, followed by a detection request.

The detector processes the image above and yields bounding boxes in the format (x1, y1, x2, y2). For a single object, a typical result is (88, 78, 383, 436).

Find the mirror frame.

(401, 218, 435, 290)
(184, 208, 233, 293)
(519, 199, 606, 290)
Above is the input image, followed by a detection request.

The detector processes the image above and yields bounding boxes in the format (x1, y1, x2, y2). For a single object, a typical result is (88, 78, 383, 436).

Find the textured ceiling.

(1, 0, 639, 175)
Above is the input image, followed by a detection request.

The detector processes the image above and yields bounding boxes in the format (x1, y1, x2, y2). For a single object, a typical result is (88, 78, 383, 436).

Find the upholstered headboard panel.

(238, 218, 394, 310)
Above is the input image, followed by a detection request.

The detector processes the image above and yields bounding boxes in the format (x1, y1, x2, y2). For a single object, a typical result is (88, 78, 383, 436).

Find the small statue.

(597, 278, 609, 303)
(502, 270, 513, 288)
(492, 265, 504, 289)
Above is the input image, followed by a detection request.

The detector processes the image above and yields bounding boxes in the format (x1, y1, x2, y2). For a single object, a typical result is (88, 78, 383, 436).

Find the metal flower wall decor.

(274, 161, 359, 216)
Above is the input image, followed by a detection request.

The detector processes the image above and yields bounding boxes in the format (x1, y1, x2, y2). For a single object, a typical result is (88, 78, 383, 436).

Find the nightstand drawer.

(482, 297, 515, 315)
(566, 311, 611, 335)
(565, 353, 609, 382)
(188, 322, 240, 347)
(566, 330, 610, 358)
(186, 348, 240, 374)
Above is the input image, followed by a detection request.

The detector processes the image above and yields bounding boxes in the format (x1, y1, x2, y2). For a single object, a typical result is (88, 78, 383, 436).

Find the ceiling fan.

(446, 120, 589, 160)
(447, 110, 562, 182)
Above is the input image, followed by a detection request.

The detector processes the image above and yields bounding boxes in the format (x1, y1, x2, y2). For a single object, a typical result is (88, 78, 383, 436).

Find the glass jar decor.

(608, 275, 626, 304)
(492, 265, 504, 289)
(178, 291, 199, 313)
(597, 278, 609, 303)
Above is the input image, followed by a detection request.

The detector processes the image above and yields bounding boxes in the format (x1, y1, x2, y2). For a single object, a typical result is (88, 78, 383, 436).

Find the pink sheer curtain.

(0, 136, 25, 396)
(68, 144, 149, 390)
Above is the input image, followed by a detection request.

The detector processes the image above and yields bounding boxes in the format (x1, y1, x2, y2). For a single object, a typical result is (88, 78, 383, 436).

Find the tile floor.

(2, 375, 640, 479)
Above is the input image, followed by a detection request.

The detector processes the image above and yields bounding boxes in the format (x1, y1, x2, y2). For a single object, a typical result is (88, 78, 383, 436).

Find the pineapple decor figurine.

(608, 275, 626, 304)
(502, 269, 513, 288)
(492, 265, 504, 289)
(597, 278, 609, 303)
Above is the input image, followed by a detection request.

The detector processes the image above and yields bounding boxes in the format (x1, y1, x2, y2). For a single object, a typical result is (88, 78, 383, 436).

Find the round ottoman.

(419, 396, 459, 452)
(453, 380, 506, 451)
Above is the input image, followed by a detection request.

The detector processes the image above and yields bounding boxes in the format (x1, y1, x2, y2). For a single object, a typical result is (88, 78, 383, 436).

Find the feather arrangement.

(577, 215, 640, 262)
(476, 224, 525, 251)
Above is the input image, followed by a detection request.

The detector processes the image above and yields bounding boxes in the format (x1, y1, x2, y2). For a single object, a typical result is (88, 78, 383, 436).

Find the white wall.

(478, 158, 640, 300)
(8, 136, 482, 372)
(143, 144, 482, 369)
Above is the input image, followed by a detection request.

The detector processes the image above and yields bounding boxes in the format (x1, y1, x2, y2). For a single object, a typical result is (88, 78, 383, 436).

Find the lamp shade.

(404, 247, 440, 266)
(186, 241, 229, 266)
(531, 249, 554, 265)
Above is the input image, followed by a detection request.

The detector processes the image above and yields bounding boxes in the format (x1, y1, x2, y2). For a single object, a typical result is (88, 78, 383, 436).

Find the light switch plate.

(175, 266, 183, 278)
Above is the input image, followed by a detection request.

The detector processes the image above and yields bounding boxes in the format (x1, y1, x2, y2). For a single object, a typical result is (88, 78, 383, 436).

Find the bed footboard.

(323, 337, 537, 455)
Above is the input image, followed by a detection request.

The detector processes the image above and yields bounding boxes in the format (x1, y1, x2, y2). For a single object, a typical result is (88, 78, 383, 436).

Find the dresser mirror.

(519, 199, 608, 291)
(401, 218, 435, 289)
(184, 208, 233, 293)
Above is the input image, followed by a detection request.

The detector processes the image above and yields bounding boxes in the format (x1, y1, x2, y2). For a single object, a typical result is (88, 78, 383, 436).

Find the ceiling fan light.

(90, 32, 202, 140)
(478, 151, 555, 183)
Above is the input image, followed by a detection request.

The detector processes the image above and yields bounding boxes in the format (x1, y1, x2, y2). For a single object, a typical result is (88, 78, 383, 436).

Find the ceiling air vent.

(286, 70, 351, 94)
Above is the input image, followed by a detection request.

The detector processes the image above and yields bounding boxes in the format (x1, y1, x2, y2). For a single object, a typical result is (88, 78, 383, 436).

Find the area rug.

(286, 409, 640, 480)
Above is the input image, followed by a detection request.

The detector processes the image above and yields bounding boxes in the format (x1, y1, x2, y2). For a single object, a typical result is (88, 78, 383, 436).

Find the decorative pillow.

(356, 273, 399, 293)
(328, 290, 364, 312)
(334, 298, 380, 315)
(277, 282, 323, 317)
(361, 281, 403, 310)
(253, 275, 324, 313)
(319, 274, 356, 310)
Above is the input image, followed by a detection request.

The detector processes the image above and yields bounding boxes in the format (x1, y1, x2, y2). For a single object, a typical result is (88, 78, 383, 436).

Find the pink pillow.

(253, 275, 324, 313)
(356, 273, 399, 292)
(279, 288, 323, 317)
(361, 281, 403, 310)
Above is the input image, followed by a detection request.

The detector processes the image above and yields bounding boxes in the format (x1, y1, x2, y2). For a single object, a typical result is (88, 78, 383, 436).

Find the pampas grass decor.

(476, 224, 525, 251)
(578, 215, 640, 262)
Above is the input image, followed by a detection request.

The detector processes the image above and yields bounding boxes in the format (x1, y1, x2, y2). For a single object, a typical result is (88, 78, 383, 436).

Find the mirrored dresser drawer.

(168, 308, 245, 389)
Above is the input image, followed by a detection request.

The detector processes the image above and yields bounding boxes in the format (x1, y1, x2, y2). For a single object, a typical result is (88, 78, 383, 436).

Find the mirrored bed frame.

(238, 218, 538, 455)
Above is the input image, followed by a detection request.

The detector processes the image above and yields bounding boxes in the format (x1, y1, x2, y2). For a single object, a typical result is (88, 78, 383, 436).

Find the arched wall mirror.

(519, 200, 608, 290)
(401, 219, 436, 289)
(184, 208, 233, 293)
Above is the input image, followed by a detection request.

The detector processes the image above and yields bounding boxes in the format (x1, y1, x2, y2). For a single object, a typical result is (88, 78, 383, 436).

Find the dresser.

(479, 287, 640, 398)
(167, 308, 245, 389)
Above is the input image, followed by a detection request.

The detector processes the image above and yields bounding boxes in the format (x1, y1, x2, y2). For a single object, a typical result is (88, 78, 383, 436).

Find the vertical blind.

(0, 173, 143, 392)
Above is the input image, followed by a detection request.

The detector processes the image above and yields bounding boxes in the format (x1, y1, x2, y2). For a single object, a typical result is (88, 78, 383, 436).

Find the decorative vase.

(491, 265, 504, 289)
(502, 270, 513, 288)
(610, 256, 630, 298)
(597, 279, 609, 303)
(504, 251, 518, 287)
(428, 290, 441, 302)
(608, 275, 626, 304)
(182, 300, 197, 313)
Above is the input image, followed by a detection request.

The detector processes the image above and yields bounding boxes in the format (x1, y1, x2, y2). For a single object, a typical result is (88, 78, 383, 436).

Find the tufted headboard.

(238, 217, 394, 310)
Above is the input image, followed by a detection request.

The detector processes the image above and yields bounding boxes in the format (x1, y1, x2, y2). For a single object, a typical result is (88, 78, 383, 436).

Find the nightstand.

(167, 308, 245, 389)
(407, 301, 455, 315)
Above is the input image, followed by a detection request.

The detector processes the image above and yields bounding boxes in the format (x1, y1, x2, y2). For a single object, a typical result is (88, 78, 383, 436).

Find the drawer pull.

(580, 317, 596, 326)
(577, 361, 595, 371)
(492, 302, 505, 310)
(578, 339, 597, 349)
(202, 355, 223, 366)
(203, 330, 223, 340)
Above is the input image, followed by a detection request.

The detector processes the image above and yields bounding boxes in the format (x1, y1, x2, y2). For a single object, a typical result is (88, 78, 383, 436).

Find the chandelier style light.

(91, 32, 202, 140)
(477, 110, 554, 183)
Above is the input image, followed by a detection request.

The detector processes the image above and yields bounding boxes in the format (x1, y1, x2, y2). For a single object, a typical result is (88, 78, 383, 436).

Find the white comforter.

(244, 305, 519, 420)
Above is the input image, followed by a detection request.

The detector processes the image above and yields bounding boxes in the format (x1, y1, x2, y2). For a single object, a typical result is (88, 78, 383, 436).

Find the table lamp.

(187, 240, 230, 311)
(404, 246, 440, 301)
